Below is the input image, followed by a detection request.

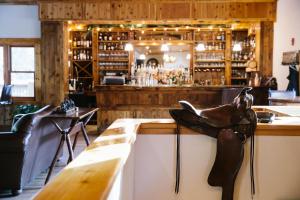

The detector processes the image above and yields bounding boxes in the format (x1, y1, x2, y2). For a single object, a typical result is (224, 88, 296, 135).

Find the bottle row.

(232, 52, 255, 61)
(232, 62, 247, 67)
(200, 42, 225, 51)
(232, 69, 247, 78)
(195, 63, 225, 68)
(99, 42, 125, 51)
(98, 32, 128, 41)
(195, 31, 226, 41)
(195, 53, 225, 61)
(232, 37, 255, 49)
(98, 52, 128, 58)
(73, 50, 92, 60)
(194, 69, 225, 85)
(99, 62, 128, 66)
(73, 38, 92, 48)
(99, 67, 128, 70)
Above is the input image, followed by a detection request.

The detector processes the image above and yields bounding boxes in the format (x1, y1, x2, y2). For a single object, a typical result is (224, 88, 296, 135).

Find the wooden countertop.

(34, 106, 300, 200)
(94, 84, 254, 91)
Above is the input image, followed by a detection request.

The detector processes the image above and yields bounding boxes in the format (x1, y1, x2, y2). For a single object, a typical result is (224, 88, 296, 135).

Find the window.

(11, 47, 35, 97)
(0, 39, 40, 101)
(0, 46, 3, 94)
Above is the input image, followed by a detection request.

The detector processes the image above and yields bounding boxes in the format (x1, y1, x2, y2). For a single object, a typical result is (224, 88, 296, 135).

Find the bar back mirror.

(133, 44, 192, 69)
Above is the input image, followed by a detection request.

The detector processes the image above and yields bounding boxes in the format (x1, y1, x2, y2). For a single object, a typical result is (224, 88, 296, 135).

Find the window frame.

(0, 39, 41, 103)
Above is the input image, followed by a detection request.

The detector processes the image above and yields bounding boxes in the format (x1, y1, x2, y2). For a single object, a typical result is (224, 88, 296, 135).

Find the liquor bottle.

(77, 51, 80, 60)
(73, 37, 77, 47)
(86, 50, 89, 60)
(73, 50, 77, 60)
(99, 33, 103, 40)
(99, 43, 103, 50)
(221, 32, 225, 41)
(216, 33, 221, 40)
(76, 36, 81, 47)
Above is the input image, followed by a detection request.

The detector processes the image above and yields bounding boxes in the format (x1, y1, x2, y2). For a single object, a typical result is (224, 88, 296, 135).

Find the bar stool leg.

(66, 134, 74, 164)
(81, 123, 90, 146)
(72, 132, 79, 151)
(45, 135, 65, 184)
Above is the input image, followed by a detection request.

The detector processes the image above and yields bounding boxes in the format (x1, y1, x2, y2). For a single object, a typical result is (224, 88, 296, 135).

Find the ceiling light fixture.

(139, 54, 146, 60)
(233, 43, 242, 51)
(161, 44, 169, 52)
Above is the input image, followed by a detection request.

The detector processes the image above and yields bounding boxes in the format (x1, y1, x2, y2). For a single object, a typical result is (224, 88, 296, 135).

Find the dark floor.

(0, 128, 99, 200)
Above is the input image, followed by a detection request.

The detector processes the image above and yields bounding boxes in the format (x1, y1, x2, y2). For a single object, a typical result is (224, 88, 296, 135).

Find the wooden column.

(41, 21, 68, 105)
(260, 21, 274, 77)
(225, 30, 232, 85)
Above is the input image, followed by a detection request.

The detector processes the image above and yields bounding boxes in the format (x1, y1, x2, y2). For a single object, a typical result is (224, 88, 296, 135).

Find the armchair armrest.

(12, 114, 25, 126)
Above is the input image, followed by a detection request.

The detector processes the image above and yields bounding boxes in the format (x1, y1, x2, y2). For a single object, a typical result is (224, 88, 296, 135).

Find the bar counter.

(95, 84, 269, 129)
(34, 106, 300, 200)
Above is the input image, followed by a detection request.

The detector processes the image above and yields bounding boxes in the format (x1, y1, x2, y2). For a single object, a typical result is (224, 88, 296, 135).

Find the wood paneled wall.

(38, 0, 277, 21)
(41, 21, 68, 105)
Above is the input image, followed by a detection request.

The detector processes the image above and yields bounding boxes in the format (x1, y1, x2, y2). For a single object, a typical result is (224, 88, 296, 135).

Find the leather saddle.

(169, 87, 257, 200)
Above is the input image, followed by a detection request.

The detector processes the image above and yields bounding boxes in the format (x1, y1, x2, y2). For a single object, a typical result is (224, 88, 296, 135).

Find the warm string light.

(70, 24, 231, 33)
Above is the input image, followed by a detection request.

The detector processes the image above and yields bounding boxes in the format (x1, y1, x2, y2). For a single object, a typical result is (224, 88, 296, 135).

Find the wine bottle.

(73, 37, 77, 47)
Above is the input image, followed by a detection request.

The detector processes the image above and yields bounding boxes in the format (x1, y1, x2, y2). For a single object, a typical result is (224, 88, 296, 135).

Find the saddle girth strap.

(250, 132, 255, 197)
(175, 124, 180, 194)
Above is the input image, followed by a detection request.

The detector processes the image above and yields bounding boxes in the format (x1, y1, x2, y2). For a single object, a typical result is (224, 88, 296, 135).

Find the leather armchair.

(0, 84, 12, 104)
(0, 105, 71, 195)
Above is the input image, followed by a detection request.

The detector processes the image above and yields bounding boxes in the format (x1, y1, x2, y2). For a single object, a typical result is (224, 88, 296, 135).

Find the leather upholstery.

(0, 105, 71, 194)
(0, 84, 12, 103)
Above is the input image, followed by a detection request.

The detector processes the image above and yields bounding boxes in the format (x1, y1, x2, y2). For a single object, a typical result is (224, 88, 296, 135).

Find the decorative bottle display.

(231, 30, 256, 85)
(67, 25, 260, 87)
(130, 64, 190, 86)
(69, 30, 93, 91)
(97, 31, 130, 82)
(194, 30, 226, 85)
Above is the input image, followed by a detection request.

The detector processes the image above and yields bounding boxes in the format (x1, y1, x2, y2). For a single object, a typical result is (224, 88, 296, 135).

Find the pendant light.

(233, 43, 242, 51)
(161, 44, 169, 52)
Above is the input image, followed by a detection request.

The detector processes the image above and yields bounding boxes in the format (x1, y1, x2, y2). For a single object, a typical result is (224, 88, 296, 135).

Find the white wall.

(133, 135, 300, 200)
(0, 5, 40, 38)
(273, 0, 300, 90)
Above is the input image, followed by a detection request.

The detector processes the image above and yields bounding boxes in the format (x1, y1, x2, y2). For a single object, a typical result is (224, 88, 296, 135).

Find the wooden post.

(41, 21, 68, 105)
(260, 21, 274, 77)
(225, 29, 232, 85)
